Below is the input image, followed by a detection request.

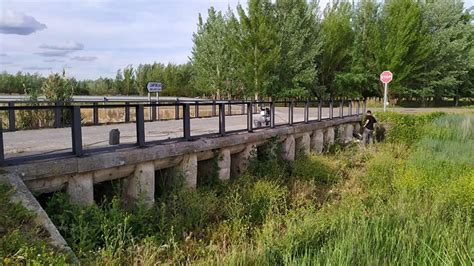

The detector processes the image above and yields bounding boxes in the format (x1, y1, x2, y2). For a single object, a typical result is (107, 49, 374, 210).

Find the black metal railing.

(0, 99, 366, 165)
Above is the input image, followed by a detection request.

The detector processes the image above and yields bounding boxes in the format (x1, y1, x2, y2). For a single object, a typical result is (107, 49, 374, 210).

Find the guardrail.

(0, 99, 366, 165)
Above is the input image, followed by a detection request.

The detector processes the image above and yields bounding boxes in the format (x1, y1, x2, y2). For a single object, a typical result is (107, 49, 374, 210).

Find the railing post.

(339, 98, 344, 117)
(212, 100, 217, 117)
(329, 100, 334, 120)
(93, 102, 99, 125)
(125, 101, 130, 123)
(247, 102, 253, 132)
(270, 101, 275, 128)
(136, 105, 145, 147)
(304, 100, 309, 124)
(349, 100, 353, 116)
(151, 101, 157, 121)
(71, 106, 83, 156)
(318, 100, 322, 121)
(195, 101, 199, 118)
(8, 102, 15, 131)
(183, 104, 191, 140)
(54, 102, 62, 128)
(288, 101, 294, 126)
(0, 121, 4, 165)
(175, 99, 180, 120)
(357, 99, 360, 115)
(219, 103, 226, 136)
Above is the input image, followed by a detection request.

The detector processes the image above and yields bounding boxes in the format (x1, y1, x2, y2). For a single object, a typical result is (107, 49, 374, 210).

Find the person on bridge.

(362, 110, 377, 146)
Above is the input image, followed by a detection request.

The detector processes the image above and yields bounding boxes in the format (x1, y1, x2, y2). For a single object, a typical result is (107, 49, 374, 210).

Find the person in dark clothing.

(362, 110, 377, 145)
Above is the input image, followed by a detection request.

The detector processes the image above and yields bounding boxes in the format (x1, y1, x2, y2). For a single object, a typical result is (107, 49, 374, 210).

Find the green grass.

(0, 184, 69, 265)
(4, 112, 472, 264)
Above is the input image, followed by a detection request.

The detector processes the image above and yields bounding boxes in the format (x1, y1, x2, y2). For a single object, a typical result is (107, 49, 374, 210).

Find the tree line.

(1, 0, 473, 103)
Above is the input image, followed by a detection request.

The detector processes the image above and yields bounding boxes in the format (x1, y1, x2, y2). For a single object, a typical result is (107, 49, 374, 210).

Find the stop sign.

(380, 71, 393, 84)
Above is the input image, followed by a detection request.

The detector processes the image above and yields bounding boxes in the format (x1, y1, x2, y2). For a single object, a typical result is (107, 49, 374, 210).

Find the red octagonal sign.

(380, 71, 393, 84)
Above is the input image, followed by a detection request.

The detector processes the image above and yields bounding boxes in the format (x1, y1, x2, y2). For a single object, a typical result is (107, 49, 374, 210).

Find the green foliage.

(0, 184, 69, 264)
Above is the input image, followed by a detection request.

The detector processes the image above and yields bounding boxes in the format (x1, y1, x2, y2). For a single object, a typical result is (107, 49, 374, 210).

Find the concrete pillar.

(311, 129, 324, 154)
(344, 124, 354, 143)
(324, 127, 335, 151)
(177, 153, 198, 188)
(282, 135, 296, 161)
(67, 172, 94, 205)
(218, 148, 231, 181)
(296, 133, 311, 155)
(231, 144, 254, 178)
(354, 123, 361, 136)
(126, 161, 155, 207)
(336, 125, 345, 143)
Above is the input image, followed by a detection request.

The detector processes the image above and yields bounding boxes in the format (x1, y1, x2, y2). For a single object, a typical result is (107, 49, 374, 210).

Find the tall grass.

(31, 113, 474, 264)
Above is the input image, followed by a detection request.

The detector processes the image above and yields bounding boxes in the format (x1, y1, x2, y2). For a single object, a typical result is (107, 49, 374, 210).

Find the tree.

(274, 0, 321, 98)
(423, 0, 474, 104)
(234, 0, 280, 99)
(318, 0, 354, 98)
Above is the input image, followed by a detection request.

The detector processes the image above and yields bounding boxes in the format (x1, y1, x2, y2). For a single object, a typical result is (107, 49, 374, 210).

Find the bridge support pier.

(296, 133, 310, 155)
(324, 127, 335, 151)
(311, 129, 324, 154)
(336, 125, 345, 143)
(126, 161, 155, 208)
(282, 135, 295, 161)
(354, 123, 361, 136)
(344, 124, 354, 143)
(218, 148, 231, 181)
(67, 172, 94, 206)
(178, 153, 198, 188)
(231, 144, 255, 178)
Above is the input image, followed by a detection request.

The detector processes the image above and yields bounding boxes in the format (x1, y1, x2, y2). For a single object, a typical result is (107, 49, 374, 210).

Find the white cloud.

(0, 53, 7, 57)
(35, 50, 71, 57)
(39, 41, 84, 51)
(43, 58, 65, 63)
(0, 10, 47, 35)
(71, 56, 98, 62)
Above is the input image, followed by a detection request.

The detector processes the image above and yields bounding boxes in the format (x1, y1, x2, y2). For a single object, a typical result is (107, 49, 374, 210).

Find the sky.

(0, 0, 473, 80)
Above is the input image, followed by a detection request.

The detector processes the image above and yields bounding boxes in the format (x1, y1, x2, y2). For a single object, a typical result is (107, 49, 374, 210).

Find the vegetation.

(0, 184, 69, 264)
(0, 112, 465, 264)
(1, 0, 473, 102)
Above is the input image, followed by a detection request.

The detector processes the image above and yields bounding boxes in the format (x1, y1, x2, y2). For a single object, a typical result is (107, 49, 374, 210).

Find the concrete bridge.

(0, 100, 363, 206)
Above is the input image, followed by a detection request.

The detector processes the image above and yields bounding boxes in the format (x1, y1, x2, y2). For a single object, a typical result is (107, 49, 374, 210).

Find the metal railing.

(0, 99, 366, 165)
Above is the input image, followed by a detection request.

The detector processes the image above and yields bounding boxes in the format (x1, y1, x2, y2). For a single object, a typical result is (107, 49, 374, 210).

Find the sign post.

(379, 71, 393, 112)
(147, 81, 163, 119)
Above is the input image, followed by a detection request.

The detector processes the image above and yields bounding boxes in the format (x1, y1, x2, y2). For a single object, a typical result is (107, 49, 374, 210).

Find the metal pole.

(329, 100, 334, 120)
(383, 83, 388, 112)
(270, 101, 275, 128)
(289, 101, 294, 126)
(175, 99, 180, 120)
(227, 101, 231, 116)
(156, 93, 160, 120)
(219, 103, 226, 136)
(93, 102, 99, 125)
(8, 102, 15, 131)
(151, 101, 157, 121)
(349, 100, 353, 116)
(71, 106, 83, 156)
(339, 99, 344, 117)
(0, 122, 4, 165)
(357, 100, 360, 115)
(247, 102, 253, 132)
(54, 102, 62, 128)
(125, 102, 130, 123)
(183, 104, 191, 140)
(304, 100, 309, 123)
(318, 100, 322, 121)
(136, 105, 145, 147)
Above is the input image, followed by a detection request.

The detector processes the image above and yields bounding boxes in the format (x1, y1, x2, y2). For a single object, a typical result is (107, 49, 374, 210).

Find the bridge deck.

(3, 107, 340, 161)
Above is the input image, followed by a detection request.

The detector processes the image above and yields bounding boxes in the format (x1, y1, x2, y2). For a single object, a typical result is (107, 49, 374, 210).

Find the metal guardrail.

(0, 99, 366, 165)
